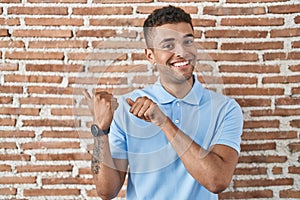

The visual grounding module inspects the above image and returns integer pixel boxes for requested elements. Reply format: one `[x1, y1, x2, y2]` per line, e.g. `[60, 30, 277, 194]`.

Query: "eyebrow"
[159, 33, 194, 44]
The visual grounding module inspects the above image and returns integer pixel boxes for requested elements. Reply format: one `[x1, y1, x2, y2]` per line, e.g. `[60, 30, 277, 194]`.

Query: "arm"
[127, 97, 240, 194]
[83, 90, 128, 199]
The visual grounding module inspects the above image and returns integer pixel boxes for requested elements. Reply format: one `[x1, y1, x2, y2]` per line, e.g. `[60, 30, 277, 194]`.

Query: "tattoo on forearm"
[91, 137, 104, 174]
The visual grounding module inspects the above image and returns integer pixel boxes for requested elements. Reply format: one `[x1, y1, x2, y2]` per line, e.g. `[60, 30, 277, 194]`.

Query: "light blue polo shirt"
[109, 76, 243, 200]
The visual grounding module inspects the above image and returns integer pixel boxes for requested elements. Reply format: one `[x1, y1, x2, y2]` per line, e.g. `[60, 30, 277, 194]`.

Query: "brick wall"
[0, 0, 299, 199]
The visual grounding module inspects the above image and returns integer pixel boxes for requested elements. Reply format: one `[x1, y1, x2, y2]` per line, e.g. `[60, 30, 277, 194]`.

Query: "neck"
[160, 76, 194, 99]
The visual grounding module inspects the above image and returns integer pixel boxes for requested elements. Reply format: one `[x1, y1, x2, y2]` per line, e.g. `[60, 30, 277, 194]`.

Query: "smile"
[172, 60, 189, 68]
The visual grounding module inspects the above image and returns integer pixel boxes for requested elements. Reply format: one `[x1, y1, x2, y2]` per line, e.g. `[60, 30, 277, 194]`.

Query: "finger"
[126, 98, 135, 107]
[82, 89, 91, 100]
[137, 99, 151, 118]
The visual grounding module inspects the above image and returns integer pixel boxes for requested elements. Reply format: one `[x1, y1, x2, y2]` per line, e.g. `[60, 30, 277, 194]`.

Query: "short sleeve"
[210, 99, 244, 154]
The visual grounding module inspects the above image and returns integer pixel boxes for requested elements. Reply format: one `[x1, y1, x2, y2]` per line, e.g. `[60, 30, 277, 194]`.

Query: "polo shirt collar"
[154, 75, 203, 106]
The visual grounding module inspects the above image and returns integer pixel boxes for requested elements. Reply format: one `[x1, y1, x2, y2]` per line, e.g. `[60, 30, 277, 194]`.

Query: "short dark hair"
[143, 5, 193, 48]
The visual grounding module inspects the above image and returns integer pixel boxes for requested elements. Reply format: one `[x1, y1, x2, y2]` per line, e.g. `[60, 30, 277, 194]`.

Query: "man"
[84, 5, 243, 200]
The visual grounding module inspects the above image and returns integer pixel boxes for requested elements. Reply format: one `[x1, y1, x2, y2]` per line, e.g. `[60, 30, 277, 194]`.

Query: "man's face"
[147, 22, 197, 83]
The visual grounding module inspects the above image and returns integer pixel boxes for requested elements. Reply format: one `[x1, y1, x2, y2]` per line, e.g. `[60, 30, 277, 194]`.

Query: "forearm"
[160, 117, 237, 193]
[91, 135, 123, 199]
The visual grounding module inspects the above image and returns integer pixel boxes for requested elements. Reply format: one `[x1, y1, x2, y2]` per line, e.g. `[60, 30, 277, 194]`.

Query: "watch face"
[91, 124, 99, 137]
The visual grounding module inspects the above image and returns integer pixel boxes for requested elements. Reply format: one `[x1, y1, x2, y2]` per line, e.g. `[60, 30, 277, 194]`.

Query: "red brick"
[68, 52, 127, 61]
[244, 120, 280, 129]
[88, 64, 148, 73]
[13, 30, 72, 38]
[0, 17, 20, 26]
[41, 130, 90, 138]
[0, 40, 24, 48]
[292, 87, 300, 95]
[263, 75, 300, 83]
[236, 98, 271, 107]
[198, 52, 258, 61]
[292, 40, 300, 48]
[137, 6, 198, 14]
[132, 75, 158, 84]
[192, 18, 216, 27]
[219, 190, 273, 199]
[205, 30, 267, 38]
[269, 4, 300, 14]
[16, 165, 73, 172]
[0, 0, 21, 2]
[221, 41, 283, 50]
[234, 167, 267, 175]
[251, 108, 300, 117]
[29, 40, 88, 49]
[221, 18, 284, 26]
[24, 189, 80, 196]
[263, 52, 286, 60]
[272, 167, 283, 174]
[276, 97, 300, 105]
[92, 41, 145, 49]
[0, 97, 13, 104]
[225, 88, 284, 96]
[238, 155, 287, 163]
[26, 64, 83, 72]
[20, 97, 74, 105]
[0, 142, 16, 149]
[76, 30, 116, 37]
[90, 18, 143, 27]
[72, 7, 133, 15]
[6, 51, 64, 60]
[35, 153, 90, 161]
[0, 63, 19, 71]
[4, 75, 62, 83]
[242, 131, 297, 140]
[68, 76, 127, 85]
[295, 16, 300, 24]
[271, 28, 300, 38]
[0, 154, 30, 161]
[219, 64, 280, 73]
[288, 166, 300, 174]
[0, 188, 16, 195]
[241, 142, 276, 151]
[203, 6, 265, 15]
[42, 177, 93, 185]
[0, 29, 8, 36]
[25, 17, 83, 26]
[0, 118, 16, 126]
[0, 164, 11, 172]
[0, 86, 23, 93]
[227, 0, 287, 2]
[235, 178, 293, 187]
[27, 86, 73, 95]
[22, 119, 78, 127]
[8, 7, 68, 15]
[0, 107, 40, 116]
[0, 130, 35, 138]
[280, 190, 300, 198]
[289, 142, 300, 152]
[28, 0, 86, 3]
[0, 177, 36, 184]
[21, 142, 80, 150]
[95, 0, 152, 2]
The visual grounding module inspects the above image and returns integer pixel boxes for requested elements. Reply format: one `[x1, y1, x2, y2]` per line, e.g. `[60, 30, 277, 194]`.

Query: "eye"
[162, 43, 174, 50]
[183, 38, 194, 46]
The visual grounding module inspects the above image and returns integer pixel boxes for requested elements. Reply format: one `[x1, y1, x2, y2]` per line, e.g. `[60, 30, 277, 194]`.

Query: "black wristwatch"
[91, 124, 110, 137]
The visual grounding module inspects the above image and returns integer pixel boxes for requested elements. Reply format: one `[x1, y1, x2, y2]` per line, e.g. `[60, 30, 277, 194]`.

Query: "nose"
[173, 43, 185, 57]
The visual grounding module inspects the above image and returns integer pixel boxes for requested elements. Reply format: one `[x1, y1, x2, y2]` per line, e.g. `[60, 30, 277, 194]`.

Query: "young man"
[84, 5, 243, 200]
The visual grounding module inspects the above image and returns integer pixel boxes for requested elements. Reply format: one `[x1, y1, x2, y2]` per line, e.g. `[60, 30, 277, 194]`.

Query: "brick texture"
[0, 0, 299, 199]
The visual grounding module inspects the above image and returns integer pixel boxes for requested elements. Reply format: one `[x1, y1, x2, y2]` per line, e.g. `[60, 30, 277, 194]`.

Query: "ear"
[145, 48, 156, 65]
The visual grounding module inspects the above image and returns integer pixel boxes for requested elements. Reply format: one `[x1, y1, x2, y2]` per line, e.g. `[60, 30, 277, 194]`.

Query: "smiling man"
[84, 5, 244, 200]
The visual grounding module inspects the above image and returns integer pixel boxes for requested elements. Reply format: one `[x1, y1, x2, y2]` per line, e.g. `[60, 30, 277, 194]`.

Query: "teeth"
[173, 61, 189, 67]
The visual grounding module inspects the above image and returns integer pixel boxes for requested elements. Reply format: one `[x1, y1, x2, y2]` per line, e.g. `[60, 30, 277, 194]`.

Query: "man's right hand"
[83, 90, 119, 130]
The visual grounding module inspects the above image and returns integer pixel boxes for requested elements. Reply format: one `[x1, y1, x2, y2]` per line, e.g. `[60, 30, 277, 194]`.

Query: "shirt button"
[175, 119, 180, 124]
[176, 102, 180, 107]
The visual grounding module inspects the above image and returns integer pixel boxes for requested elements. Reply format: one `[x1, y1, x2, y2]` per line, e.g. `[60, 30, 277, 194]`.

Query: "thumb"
[126, 98, 134, 107]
